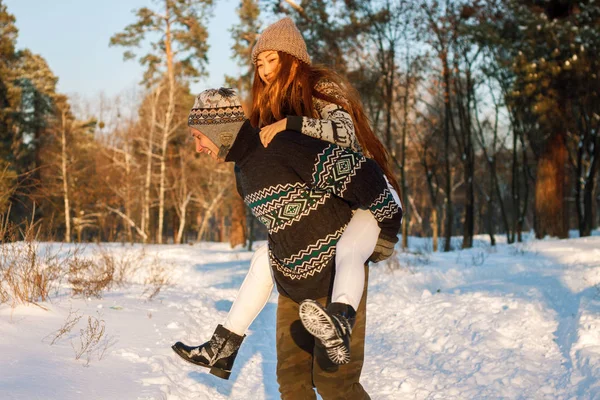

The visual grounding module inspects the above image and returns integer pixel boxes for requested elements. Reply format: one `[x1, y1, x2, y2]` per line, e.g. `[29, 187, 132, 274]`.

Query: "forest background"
[1, 0, 598, 252]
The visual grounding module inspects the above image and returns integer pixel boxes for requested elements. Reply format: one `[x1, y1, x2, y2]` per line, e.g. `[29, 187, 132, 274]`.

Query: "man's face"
[190, 127, 220, 161]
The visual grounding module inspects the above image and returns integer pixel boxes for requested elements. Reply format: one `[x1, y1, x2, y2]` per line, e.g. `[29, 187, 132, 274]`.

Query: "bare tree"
[110, 0, 214, 244]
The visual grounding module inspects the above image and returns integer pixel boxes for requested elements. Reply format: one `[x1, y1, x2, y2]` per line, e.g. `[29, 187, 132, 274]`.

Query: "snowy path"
[1, 236, 600, 399]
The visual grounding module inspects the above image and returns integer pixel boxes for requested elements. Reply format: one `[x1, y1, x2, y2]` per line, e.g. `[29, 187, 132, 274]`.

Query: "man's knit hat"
[251, 17, 311, 66]
[188, 88, 246, 159]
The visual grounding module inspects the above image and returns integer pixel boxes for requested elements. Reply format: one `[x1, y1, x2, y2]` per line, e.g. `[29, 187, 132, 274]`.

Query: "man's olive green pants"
[275, 266, 370, 400]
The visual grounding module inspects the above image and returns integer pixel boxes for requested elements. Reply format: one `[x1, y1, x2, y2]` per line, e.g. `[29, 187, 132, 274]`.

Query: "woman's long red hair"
[250, 52, 401, 195]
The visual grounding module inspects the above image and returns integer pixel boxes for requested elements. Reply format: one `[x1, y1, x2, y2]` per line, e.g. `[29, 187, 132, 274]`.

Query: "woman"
[230, 15, 402, 360]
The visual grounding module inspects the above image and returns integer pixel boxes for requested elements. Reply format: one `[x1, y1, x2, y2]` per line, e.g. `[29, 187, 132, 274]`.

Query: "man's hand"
[368, 236, 397, 263]
[260, 119, 287, 147]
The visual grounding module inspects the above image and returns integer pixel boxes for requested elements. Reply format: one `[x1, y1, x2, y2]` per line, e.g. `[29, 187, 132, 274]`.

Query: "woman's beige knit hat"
[251, 17, 311, 65]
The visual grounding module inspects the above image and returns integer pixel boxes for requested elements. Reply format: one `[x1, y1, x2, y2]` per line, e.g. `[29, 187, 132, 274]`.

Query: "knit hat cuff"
[188, 106, 246, 127]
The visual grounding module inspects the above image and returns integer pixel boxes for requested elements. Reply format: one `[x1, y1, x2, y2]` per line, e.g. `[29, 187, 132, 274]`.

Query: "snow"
[1, 235, 600, 399]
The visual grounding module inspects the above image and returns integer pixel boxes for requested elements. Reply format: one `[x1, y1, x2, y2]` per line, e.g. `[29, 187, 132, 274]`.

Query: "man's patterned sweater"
[226, 120, 402, 303]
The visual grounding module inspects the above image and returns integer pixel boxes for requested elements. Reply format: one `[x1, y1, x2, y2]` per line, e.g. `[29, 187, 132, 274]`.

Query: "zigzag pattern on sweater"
[369, 189, 402, 222]
[269, 228, 345, 280]
[244, 182, 306, 207]
[312, 145, 366, 197]
[247, 183, 315, 217]
[252, 189, 331, 234]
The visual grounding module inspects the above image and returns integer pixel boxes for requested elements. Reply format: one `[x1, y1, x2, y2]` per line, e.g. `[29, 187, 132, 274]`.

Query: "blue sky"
[5, 0, 244, 99]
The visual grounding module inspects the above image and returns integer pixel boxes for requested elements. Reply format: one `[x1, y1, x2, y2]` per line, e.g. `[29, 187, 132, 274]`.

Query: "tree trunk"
[400, 49, 410, 250]
[60, 111, 71, 243]
[534, 132, 568, 239]
[197, 187, 228, 242]
[510, 127, 520, 243]
[229, 193, 247, 248]
[432, 207, 438, 252]
[124, 140, 133, 244]
[246, 210, 257, 251]
[176, 205, 186, 244]
[581, 136, 600, 236]
[440, 50, 454, 251]
[462, 104, 475, 249]
[385, 48, 395, 150]
[142, 86, 161, 243]
[487, 168, 496, 246]
[518, 132, 532, 242]
[157, 4, 176, 244]
[220, 213, 227, 242]
[175, 194, 191, 245]
[462, 156, 474, 249]
[492, 163, 511, 244]
[454, 55, 475, 250]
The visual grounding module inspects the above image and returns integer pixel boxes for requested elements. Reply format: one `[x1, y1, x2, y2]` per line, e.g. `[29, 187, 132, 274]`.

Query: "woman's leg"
[223, 244, 274, 336]
[332, 209, 380, 310]
[333, 178, 401, 309]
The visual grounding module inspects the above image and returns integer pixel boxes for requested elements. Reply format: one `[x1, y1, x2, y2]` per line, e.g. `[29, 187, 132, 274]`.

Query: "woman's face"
[256, 51, 280, 84]
[190, 127, 220, 161]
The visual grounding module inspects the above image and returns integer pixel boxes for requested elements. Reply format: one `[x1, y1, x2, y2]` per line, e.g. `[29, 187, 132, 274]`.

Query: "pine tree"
[226, 0, 261, 100]
[0, 0, 17, 161]
[110, 0, 214, 243]
[1, 3, 61, 222]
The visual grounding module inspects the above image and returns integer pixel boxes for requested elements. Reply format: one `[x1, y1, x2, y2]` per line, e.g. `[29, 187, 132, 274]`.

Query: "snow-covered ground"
[1, 233, 600, 399]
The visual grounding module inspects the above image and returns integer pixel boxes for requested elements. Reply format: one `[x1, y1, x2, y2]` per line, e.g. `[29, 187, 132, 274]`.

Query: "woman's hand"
[259, 119, 287, 147]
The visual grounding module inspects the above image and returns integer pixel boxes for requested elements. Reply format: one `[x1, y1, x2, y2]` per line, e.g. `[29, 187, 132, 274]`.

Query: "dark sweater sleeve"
[269, 131, 402, 242]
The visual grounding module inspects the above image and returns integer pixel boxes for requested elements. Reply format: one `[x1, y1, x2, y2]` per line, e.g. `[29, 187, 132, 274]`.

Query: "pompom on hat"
[188, 88, 246, 159]
[251, 17, 311, 66]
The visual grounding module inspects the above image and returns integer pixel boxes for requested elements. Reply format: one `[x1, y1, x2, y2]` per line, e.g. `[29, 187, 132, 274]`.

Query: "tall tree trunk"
[454, 54, 475, 250]
[60, 111, 71, 243]
[534, 132, 568, 239]
[230, 193, 247, 248]
[518, 131, 531, 242]
[246, 213, 255, 251]
[442, 50, 453, 252]
[423, 149, 440, 252]
[510, 126, 520, 243]
[463, 153, 475, 249]
[197, 187, 228, 242]
[174, 153, 191, 245]
[157, 4, 176, 244]
[124, 140, 133, 243]
[582, 136, 600, 236]
[462, 91, 475, 249]
[487, 169, 496, 246]
[385, 48, 395, 150]
[220, 212, 227, 242]
[400, 52, 410, 250]
[175, 195, 190, 245]
[142, 86, 161, 243]
[432, 207, 438, 252]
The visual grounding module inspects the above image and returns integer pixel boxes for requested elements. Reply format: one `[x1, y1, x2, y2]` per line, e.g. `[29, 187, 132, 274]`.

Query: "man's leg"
[313, 266, 370, 400]
[276, 294, 318, 400]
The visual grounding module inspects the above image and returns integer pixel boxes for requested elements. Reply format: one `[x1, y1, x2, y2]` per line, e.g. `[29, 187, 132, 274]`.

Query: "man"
[172, 88, 401, 400]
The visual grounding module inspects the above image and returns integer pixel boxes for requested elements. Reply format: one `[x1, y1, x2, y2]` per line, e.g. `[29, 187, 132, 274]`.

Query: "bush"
[0, 210, 64, 307]
[67, 255, 115, 299]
